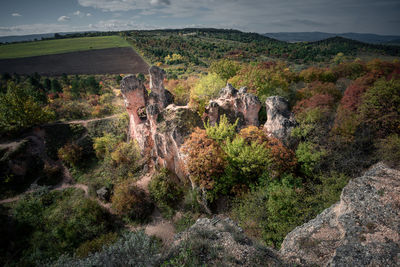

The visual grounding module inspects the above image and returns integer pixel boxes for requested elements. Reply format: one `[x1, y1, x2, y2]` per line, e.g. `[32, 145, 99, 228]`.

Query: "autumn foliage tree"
[358, 79, 400, 137]
[238, 126, 297, 178]
[182, 128, 227, 191]
[111, 183, 153, 220]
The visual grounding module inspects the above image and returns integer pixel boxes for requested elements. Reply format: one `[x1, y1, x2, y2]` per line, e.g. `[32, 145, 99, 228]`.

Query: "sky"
[1, 0, 400, 37]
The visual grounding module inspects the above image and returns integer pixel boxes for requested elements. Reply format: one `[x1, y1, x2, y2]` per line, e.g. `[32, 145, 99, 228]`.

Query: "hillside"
[264, 31, 400, 44]
[122, 28, 400, 66]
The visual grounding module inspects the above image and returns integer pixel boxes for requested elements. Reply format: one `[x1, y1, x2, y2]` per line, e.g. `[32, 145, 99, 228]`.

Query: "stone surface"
[96, 187, 110, 202]
[171, 216, 283, 266]
[120, 67, 202, 182]
[280, 162, 400, 266]
[263, 96, 296, 143]
[204, 84, 261, 129]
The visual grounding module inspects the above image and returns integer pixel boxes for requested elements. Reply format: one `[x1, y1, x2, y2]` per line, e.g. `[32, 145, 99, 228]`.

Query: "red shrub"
[182, 128, 227, 190]
[293, 94, 335, 114]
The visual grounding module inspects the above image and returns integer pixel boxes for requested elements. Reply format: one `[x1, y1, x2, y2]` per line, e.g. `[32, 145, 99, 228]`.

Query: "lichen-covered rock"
[169, 216, 283, 266]
[120, 67, 201, 182]
[263, 96, 296, 143]
[280, 162, 400, 266]
[204, 84, 261, 129]
[96, 186, 110, 202]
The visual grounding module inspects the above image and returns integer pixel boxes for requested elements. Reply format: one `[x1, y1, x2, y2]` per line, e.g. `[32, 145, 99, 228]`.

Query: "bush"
[299, 67, 337, 83]
[182, 128, 227, 192]
[232, 175, 305, 248]
[359, 79, 400, 137]
[0, 82, 54, 134]
[204, 114, 238, 143]
[93, 133, 120, 159]
[10, 188, 113, 265]
[376, 134, 400, 168]
[164, 77, 198, 106]
[107, 141, 143, 180]
[53, 231, 160, 267]
[37, 162, 63, 186]
[111, 183, 153, 221]
[223, 136, 271, 186]
[149, 168, 183, 214]
[210, 59, 240, 81]
[295, 142, 326, 177]
[189, 73, 225, 115]
[58, 143, 83, 168]
[75, 232, 118, 258]
[229, 61, 296, 103]
[239, 126, 297, 178]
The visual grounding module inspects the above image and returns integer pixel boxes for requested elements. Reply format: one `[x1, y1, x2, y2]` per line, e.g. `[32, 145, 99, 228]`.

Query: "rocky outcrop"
[121, 68, 266, 181]
[204, 84, 261, 129]
[280, 163, 400, 266]
[168, 216, 283, 266]
[121, 67, 202, 181]
[263, 96, 296, 143]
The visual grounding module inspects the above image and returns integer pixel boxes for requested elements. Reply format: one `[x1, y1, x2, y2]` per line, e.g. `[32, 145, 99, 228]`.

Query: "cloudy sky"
[1, 0, 400, 36]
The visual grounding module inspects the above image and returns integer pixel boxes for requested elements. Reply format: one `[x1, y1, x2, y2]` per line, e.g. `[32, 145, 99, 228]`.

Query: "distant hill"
[263, 32, 400, 44]
[0, 31, 99, 44]
[386, 39, 400, 46]
[0, 33, 55, 44]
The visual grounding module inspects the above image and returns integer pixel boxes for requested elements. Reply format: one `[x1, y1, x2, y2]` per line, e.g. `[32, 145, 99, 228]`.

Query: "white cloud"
[57, 16, 71, 22]
[86, 13, 92, 16]
[73, 10, 82, 16]
[12, 13, 22, 17]
[150, 0, 170, 6]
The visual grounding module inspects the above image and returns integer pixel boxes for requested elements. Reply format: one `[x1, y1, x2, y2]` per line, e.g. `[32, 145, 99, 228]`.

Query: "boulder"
[96, 186, 110, 202]
[280, 163, 400, 266]
[204, 84, 261, 129]
[263, 96, 296, 143]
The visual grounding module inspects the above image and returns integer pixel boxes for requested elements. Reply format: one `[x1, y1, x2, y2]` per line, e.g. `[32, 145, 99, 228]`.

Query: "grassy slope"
[0, 36, 130, 59]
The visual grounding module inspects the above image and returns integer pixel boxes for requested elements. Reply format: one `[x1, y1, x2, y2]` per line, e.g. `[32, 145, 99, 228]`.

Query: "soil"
[0, 47, 149, 75]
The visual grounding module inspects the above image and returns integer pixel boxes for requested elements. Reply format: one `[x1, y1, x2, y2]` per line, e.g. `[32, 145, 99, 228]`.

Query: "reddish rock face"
[120, 66, 202, 182]
[204, 84, 261, 129]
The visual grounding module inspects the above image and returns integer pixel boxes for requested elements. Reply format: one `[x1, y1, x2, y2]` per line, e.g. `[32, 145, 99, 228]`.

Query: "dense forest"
[0, 29, 399, 266]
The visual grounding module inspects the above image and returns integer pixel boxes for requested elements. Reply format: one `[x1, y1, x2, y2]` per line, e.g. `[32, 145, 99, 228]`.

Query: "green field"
[0, 36, 131, 59]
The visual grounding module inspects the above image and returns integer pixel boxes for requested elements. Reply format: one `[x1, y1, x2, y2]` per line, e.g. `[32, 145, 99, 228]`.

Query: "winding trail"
[0, 114, 176, 243]
[0, 165, 177, 242]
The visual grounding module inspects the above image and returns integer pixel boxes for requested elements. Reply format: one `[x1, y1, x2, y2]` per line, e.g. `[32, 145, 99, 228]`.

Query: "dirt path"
[130, 167, 177, 243]
[57, 114, 120, 127]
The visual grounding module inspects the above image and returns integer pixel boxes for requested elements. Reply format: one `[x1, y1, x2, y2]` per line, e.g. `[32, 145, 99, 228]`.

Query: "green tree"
[189, 73, 225, 115]
[210, 59, 240, 81]
[0, 82, 54, 133]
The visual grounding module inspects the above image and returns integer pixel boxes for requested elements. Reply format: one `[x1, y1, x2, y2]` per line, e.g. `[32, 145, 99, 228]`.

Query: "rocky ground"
[280, 162, 400, 266]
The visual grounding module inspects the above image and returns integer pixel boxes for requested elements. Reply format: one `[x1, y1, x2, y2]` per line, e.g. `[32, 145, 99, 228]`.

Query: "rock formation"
[121, 66, 202, 181]
[204, 84, 261, 129]
[121, 68, 264, 182]
[280, 162, 400, 266]
[168, 216, 282, 266]
[263, 96, 296, 143]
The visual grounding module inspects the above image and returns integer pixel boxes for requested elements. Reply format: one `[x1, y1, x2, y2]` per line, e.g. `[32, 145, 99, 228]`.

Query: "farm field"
[0, 35, 130, 59]
[0, 47, 149, 75]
